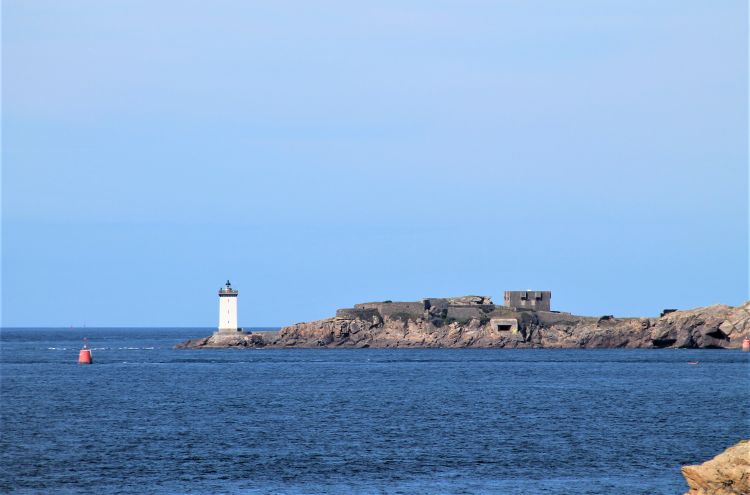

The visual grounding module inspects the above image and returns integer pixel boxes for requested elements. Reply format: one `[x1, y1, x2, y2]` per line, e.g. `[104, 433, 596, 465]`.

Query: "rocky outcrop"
[650, 304, 750, 348]
[176, 299, 750, 349]
[682, 440, 749, 495]
[175, 331, 273, 349]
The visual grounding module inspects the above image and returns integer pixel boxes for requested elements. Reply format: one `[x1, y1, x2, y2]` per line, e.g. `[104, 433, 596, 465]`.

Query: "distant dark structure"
[660, 308, 678, 317]
[504, 291, 552, 312]
[336, 293, 554, 328]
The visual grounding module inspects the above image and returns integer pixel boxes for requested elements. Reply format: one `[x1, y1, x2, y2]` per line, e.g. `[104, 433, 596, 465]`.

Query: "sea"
[1, 328, 748, 495]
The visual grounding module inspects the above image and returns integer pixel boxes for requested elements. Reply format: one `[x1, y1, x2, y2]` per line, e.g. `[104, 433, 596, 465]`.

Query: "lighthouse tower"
[217, 280, 239, 332]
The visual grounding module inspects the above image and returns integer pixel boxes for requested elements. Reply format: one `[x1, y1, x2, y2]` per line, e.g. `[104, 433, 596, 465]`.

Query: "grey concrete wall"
[345, 295, 555, 324]
[503, 291, 551, 311]
[446, 306, 486, 321]
[379, 302, 425, 318]
[354, 302, 385, 310]
[487, 306, 521, 318]
[353, 302, 425, 319]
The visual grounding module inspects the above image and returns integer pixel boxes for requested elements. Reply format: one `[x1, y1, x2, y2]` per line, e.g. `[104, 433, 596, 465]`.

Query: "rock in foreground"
[682, 440, 750, 495]
[177, 297, 750, 349]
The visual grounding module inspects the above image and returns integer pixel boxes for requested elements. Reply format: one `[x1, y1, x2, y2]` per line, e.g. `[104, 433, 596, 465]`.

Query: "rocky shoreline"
[681, 440, 749, 494]
[176, 297, 750, 349]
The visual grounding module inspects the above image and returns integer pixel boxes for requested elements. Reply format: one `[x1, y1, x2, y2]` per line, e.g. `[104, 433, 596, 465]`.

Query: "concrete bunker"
[504, 291, 551, 312]
[490, 318, 519, 333]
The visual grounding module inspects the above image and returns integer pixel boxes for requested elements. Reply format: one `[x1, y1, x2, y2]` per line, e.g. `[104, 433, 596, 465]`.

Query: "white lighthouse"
[217, 280, 239, 332]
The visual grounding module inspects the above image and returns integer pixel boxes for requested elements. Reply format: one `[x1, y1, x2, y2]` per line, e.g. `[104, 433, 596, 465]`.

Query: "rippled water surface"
[1, 328, 748, 494]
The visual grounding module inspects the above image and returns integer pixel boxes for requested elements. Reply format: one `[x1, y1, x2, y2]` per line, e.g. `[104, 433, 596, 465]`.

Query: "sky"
[2, 0, 748, 327]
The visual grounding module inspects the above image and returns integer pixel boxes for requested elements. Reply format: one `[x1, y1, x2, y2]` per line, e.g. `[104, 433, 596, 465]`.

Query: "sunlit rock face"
[681, 440, 750, 495]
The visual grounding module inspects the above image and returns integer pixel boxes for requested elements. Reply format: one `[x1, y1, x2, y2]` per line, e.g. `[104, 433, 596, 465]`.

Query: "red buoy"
[78, 338, 93, 364]
[742, 338, 750, 353]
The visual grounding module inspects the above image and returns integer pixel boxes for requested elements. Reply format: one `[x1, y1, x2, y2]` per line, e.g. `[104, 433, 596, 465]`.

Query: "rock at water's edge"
[175, 331, 270, 349]
[681, 440, 750, 495]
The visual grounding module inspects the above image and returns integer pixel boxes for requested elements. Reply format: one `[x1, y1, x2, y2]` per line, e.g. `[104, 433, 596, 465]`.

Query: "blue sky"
[2, 1, 747, 327]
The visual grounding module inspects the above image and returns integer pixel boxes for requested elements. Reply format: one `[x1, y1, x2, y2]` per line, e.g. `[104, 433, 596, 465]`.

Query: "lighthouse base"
[215, 327, 243, 334]
[204, 329, 257, 347]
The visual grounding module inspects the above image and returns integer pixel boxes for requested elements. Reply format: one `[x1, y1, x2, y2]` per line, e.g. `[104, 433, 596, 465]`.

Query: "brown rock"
[682, 440, 750, 495]
[651, 304, 749, 348]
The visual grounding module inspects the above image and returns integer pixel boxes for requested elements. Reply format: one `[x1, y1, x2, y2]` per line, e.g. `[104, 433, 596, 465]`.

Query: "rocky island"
[176, 293, 750, 349]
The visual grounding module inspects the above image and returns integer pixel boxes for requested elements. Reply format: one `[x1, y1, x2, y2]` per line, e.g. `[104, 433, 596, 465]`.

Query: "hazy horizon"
[3, 1, 748, 327]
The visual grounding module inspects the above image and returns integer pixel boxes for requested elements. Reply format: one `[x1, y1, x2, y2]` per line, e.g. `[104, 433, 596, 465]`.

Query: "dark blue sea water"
[1, 328, 748, 494]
